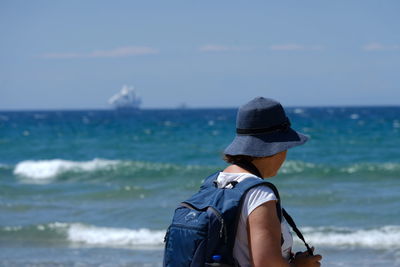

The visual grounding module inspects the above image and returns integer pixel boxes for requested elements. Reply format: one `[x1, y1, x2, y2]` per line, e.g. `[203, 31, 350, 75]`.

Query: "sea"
[0, 107, 399, 267]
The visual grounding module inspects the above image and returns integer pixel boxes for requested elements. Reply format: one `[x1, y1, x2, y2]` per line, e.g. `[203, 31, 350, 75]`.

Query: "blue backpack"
[163, 166, 312, 267]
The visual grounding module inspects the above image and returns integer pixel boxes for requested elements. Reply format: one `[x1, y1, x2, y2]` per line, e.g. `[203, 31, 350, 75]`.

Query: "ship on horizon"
[108, 85, 142, 110]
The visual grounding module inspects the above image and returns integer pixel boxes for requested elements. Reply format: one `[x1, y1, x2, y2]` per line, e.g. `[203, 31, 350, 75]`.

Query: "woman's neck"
[223, 164, 251, 174]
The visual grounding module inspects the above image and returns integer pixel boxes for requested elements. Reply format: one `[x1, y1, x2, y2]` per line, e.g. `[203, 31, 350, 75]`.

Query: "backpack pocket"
[164, 206, 209, 267]
[164, 224, 207, 267]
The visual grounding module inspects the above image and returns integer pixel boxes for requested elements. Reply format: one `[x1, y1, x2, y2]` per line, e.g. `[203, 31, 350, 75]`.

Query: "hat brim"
[223, 128, 309, 157]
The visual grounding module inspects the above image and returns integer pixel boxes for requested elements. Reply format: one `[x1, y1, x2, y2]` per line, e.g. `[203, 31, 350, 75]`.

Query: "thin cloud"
[363, 43, 400, 51]
[199, 45, 251, 52]
[88, 46, 159, 57]
[269, 44, 324, 51]
[40, 46, 159, 59]
[41, 52, 82, 59]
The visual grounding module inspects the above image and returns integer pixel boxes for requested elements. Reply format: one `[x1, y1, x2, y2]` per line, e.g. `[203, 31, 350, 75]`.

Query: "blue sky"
[1, 0, 399, 109]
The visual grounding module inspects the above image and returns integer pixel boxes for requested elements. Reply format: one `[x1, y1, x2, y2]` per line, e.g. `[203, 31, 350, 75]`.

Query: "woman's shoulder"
[246, 184, 278, 204]
[242, 181, 278, 217]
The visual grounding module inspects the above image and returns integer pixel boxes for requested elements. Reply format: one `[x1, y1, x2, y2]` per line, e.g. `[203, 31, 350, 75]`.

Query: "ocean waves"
[8, 158, 400, 182]
[281, 161, 400, 180]
[1, 223, 165, 248]
[301, 225, 400, 250]
[13, 159, 121, 180]
[2, 223, 400, 250]
[11, 158, 208, 182]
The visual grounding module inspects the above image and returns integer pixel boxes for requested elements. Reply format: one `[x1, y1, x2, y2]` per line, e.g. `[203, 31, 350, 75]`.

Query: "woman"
[217, 97, 322, 267]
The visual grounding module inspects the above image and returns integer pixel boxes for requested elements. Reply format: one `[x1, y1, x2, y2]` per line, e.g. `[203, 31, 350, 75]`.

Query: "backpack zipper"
[181, 202, 227, 243]
[208, 206, 227, 243]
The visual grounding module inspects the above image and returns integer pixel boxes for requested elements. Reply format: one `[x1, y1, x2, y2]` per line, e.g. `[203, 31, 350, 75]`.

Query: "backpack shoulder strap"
[282, 208, 313, 255]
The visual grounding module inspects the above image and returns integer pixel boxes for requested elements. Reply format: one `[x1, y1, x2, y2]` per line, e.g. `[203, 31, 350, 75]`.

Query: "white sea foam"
[294, 108, 304, 114]
[13, 158, 121, 180]
[12, 158, 206, 181]
[281, 161, 400, 175]
[340, 162, 400, 174]
[350, 113, 360, 120]
[48, 222, 165, 248]
[280, 161, 316, 174]
[2, 223, 400, 250]
[299, 225, 400, 249]
[12, 158, 400, 181]
[69, 224, 165, 247]
[62, 224, 400, 249]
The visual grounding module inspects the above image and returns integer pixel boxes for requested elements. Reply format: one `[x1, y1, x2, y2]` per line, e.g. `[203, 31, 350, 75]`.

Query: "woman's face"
[269, 150, 287, 175]
[253, 150, 287, 178]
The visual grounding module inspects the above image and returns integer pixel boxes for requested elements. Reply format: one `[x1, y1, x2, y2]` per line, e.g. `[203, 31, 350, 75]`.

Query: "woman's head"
[224, 97, 308, 157]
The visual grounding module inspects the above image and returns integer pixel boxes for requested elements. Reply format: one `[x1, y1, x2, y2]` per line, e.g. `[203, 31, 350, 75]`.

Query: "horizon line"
[1, 104, 399, 112]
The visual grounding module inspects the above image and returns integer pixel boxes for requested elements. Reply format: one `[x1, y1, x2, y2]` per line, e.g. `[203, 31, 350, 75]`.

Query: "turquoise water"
[0, 107, 399, 266]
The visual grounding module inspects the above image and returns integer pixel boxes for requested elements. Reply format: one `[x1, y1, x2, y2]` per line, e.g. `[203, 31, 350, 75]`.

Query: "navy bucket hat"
[224, 97, 309, 157]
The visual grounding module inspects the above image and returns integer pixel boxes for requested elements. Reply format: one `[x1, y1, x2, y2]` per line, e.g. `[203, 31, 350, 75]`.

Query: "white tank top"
[215, 172, 293, 267]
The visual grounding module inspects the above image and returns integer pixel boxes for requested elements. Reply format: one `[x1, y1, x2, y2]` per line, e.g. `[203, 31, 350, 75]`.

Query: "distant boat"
[177, 102, 188, 109]
[108, 85, 142, 110]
